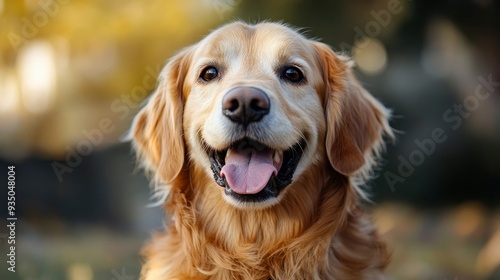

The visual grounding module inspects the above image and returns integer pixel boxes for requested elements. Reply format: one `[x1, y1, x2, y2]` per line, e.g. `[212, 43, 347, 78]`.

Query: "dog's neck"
[156, 161, 388, 279]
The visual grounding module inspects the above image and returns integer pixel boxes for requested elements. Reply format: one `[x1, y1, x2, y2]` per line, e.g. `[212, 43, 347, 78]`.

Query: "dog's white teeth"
[226, 148, 232, 159]
[274, 150, 281, 163]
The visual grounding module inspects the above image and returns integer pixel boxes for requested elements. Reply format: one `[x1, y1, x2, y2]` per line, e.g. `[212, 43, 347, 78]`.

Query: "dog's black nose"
[222, 87, 270, 126]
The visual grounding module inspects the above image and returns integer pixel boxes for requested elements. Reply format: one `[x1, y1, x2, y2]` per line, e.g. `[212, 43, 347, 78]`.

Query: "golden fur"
[131, 21, 393, 279]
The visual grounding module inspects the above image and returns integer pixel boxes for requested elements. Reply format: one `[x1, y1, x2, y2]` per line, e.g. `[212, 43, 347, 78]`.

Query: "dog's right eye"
[200, 67, 219, 82]
[281, 66, 305, 84]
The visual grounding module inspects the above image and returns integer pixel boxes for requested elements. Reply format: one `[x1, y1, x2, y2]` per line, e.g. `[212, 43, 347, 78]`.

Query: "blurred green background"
[1, 0, 499, 279]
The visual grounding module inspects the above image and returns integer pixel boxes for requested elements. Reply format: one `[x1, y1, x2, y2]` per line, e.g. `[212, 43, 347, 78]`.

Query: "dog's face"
[131, 22, 391, 209]
[184, 23, 325, 207]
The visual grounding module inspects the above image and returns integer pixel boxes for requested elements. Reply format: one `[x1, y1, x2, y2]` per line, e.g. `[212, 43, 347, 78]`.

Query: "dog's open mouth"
[206, 138, 306, 203]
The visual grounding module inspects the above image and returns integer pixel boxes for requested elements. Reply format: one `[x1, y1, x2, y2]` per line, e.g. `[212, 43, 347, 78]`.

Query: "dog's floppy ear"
[130, 47, 193, 187]
[313, 42, 393, 178]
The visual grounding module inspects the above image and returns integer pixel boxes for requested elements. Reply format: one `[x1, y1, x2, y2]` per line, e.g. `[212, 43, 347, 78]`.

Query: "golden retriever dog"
[130, 21, 393, 279]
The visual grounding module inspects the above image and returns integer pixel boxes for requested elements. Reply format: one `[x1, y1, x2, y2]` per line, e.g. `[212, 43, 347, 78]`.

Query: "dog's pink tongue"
[220, 147, 277, 194]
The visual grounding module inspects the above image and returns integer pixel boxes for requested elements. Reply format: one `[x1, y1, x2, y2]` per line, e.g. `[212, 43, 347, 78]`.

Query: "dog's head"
[131, 22, 392, 208]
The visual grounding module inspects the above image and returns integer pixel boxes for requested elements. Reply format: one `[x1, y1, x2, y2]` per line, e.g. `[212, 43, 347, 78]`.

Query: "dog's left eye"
[282, 67, 304, 83]
[200, 67, 219, 82]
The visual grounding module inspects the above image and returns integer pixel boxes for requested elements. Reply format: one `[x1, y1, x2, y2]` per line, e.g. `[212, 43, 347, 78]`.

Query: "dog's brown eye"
[283, 67, 304, 83]
[200, 67, 219, 81]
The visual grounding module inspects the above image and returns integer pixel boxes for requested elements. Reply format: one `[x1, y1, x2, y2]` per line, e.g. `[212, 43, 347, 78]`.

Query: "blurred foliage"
[1, 0, 218, 92]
